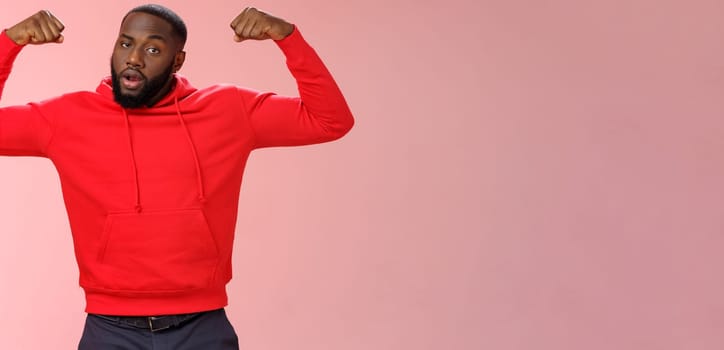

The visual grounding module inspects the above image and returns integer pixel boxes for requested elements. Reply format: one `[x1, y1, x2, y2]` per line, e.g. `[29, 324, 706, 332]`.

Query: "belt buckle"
[148, 316, 172, 332]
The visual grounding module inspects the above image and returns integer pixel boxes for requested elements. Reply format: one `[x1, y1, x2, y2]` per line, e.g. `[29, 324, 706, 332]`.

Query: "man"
[0, 4, 353, 349]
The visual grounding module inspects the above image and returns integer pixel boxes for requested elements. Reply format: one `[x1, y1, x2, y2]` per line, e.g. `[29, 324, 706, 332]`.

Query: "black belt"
[91, 310, 208, 332]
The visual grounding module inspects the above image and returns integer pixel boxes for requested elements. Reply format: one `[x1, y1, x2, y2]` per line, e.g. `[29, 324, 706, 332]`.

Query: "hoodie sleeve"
[0, 30, 53, 157]
[239, 26, 354, 149]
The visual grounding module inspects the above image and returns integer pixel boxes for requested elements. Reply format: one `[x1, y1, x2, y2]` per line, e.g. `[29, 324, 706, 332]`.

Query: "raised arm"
[0, 10, 63, 156]
[229, 7, 354, 148]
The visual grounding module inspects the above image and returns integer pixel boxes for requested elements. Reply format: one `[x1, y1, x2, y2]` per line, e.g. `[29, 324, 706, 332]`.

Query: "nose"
[126, 47, 144, 68]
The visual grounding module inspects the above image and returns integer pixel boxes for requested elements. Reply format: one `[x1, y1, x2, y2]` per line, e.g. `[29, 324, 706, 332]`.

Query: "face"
[111, 12, 185, 108]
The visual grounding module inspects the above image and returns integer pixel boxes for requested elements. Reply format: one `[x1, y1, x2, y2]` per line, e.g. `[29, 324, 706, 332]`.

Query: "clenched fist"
[229, 7, 294, 42]
[6, 10, 65, 45]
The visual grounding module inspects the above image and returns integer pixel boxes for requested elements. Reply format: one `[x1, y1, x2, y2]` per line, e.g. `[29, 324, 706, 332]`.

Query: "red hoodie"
[0, 27, 353, 315]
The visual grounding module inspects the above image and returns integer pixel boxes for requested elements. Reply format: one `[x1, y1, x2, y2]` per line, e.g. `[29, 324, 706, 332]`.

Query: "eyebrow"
[120, 33, 167, 42]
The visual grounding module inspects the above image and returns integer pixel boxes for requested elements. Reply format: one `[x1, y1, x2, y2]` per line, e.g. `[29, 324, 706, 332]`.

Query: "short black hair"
[123, 4, 187, 47]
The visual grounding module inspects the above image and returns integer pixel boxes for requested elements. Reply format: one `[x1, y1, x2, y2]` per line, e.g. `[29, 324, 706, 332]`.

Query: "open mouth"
[121, 69, 146, 90]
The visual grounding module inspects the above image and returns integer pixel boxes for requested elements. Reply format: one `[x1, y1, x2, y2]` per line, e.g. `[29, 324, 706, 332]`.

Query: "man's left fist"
[230, 7, 294, 42]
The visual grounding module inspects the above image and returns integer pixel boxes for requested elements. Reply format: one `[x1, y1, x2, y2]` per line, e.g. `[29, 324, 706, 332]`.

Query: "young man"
[0, 4, 353, 349]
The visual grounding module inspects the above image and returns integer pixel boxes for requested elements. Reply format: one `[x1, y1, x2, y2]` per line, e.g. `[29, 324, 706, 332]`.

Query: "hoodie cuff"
[274, 25, 319, 66]
[0, 30, 24, 68]
[274, 25, 304, 49]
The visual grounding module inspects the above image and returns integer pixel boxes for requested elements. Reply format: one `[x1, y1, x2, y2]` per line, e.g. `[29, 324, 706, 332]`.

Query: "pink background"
[1, 0, 723, 349]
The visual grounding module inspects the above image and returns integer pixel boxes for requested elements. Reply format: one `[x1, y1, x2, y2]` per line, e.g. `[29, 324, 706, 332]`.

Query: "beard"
[111, 62, 175, 109]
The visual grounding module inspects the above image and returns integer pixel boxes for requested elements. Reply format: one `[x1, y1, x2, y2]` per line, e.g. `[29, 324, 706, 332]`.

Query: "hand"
[229, 7, 294, 42]
[5, 10, 65, 45]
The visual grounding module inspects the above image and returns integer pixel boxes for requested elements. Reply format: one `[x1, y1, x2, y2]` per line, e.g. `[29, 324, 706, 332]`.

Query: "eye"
[120, 42, 131, 48]
[146, 47, 160, 55]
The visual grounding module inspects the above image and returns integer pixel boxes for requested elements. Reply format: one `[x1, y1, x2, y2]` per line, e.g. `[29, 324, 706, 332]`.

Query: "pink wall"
[1, 0, 723, 349]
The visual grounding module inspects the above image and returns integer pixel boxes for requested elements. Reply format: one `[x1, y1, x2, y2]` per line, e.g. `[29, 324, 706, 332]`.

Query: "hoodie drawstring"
[122, 99, 206, 213]
[174, 97, 207, 203]
[122, 109, 143, 213]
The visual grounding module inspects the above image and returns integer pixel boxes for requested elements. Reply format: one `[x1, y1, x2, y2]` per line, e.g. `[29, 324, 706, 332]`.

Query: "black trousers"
[78, 309, 239, 350]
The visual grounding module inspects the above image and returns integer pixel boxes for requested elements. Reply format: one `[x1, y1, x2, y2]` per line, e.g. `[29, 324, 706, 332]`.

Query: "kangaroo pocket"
[92, 209, 219, 292]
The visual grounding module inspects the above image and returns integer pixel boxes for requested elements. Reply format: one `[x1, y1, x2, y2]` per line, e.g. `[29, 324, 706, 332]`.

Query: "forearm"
[276, 27, 354, 137]
[245, 26, 353, 148]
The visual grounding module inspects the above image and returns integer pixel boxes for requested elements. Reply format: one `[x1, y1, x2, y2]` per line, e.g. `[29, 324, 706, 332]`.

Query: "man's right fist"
[5, 10, 65, 45]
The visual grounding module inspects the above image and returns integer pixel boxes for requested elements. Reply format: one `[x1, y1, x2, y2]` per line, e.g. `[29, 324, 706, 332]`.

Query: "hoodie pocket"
[94, 209, 219, 292]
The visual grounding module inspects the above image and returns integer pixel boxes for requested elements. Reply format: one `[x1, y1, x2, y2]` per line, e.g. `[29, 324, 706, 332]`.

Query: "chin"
[120, 91, 142, 98]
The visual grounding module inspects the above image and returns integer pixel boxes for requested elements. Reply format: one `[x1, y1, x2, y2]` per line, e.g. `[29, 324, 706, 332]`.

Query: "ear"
[173, 51, 186, 73]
